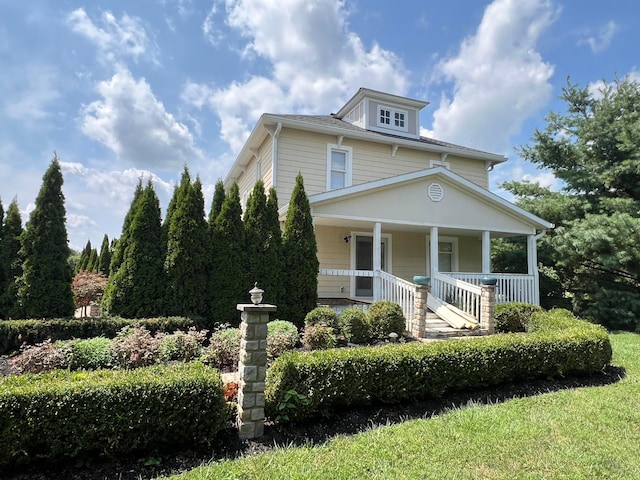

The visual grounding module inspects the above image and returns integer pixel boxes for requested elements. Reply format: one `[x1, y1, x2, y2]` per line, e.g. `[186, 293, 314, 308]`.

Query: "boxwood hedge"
[265, 309, 611, 421]
[0, 363, 228, 466]
[0, 316, 197, 355]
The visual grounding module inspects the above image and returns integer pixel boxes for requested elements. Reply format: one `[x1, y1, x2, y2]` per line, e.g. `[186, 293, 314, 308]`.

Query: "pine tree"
[86, 248, 98, 272]
[76, 240, 92, 273]
[18, 155, 75, 318]
[110, 180, 143, 274]
[96, 234, 111, 276]
[0, 199, 22, 318]
[211, 182, 246, 325]
[208, 179, 226, 225]
[164, 168, 211, 317]
[101, 181, 166, 318]
[281, 173, 319, 326]
[244, 181, 282, 307]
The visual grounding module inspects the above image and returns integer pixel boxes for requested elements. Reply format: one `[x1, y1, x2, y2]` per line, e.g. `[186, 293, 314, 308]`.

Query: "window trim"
[326, 144, 353, 191]
[425, 235, 459, 275]
[376, 105, 409, 133]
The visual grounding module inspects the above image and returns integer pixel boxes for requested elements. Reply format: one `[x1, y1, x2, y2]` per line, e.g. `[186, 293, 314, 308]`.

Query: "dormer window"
[377, 105, 408, 132]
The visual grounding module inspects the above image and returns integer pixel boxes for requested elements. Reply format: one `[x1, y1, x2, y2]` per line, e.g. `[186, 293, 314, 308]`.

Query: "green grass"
[166, 332, 640, 479]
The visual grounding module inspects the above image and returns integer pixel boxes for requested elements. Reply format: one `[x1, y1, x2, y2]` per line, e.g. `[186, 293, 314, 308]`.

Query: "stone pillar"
[236, 302, 276, 439]
[480, 277, 497, 334]
[411, 283, 429, 338]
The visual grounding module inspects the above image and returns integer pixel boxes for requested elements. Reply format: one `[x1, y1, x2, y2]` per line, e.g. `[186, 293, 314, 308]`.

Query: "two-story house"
[225, 88, 552, 327]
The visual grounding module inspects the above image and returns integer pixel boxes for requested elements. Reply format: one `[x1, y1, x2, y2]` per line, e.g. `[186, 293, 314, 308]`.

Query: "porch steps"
[423, 312, 486, 339]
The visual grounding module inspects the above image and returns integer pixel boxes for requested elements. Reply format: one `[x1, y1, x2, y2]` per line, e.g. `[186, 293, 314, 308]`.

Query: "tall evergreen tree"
[102, 181, 166, 318]
[110, 180, 144, 275]
[164, 168, 211, 317]
[86, 248, 99, 272]
[76, 240, 92, 273]
[18, 155, 75, 318]
[281, 173, 319, 326]
[211, 182, 246, 324]
[266, 187, 284, 306]
[0, 199, 23, 318]
[244, 181, 282, 307]
[208, 179, 226, 225]
[96, 234, 111, 276]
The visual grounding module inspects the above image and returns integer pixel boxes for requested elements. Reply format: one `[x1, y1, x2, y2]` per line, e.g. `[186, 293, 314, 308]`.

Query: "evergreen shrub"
[0, 363, 227, 466]
[495, 302, 543, 333]
[302, 324, 336, 350]
[266, 320, 299, 359]
[265, 309, 611, 422]
[304, 307, 339, 332]
[339, 308, 370, 343]
[159, 328, 208, 362]
[201, 327, 241, 370]
[368, 301, 406, 338]
[68, 337, 113, 370]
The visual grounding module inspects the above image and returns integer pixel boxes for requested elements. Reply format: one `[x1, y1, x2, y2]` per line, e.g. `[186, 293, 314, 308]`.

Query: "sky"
[1, 0, 639, 251]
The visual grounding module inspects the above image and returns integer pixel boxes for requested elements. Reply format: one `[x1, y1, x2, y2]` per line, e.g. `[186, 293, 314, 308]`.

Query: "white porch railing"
[318, 269, 416, 322]
[379, 270, 416, 322]
[443, 272, 537, 305]
[431, 272, 481, 321]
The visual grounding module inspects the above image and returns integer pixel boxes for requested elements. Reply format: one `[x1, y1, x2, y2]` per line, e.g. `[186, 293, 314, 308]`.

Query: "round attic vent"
[428, 183, 444, 202]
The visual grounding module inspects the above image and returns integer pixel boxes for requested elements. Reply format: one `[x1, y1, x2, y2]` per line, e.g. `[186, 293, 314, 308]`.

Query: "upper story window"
[326, 144, 353, 191]
[377, 105, 408, 132]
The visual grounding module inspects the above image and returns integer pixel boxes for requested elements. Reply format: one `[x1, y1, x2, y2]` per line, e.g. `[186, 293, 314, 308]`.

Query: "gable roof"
[296, 167, 553, 235]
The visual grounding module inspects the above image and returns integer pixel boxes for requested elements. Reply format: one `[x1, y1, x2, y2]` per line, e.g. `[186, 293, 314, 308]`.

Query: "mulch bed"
[0, 355, 625, 480]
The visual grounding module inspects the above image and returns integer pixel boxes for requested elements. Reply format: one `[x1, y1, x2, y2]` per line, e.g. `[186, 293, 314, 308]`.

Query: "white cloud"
[579, 20, 618, 54]
[185, 0, 409, 152]
[67, 8, 158, 65]
[80, 69, 203, 169]
[1, 64, 60, 122]
[203, 2, 224, 46]
[423, 0, 558, 155]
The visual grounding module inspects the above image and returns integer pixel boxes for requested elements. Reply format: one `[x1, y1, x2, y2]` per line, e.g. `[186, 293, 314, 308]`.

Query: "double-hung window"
[327, 144, 352, 190]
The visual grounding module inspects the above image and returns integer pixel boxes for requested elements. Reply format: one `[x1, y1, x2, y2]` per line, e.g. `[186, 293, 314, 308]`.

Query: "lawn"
[166, 332, 640, 480]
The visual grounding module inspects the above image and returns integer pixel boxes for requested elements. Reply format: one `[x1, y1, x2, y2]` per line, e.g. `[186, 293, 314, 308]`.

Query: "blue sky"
[1, 0, 638, 250]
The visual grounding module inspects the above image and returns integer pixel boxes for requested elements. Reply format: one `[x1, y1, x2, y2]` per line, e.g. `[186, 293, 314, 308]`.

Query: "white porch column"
[373, 222, 382, 301]
[430, 226, 439, 276]
[527, 233, 540, 306]
[482, 230, 491, 274]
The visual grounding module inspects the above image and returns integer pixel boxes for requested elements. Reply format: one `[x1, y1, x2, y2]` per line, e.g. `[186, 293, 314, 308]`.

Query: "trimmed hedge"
[495, 302, 543, 333]
[0, 363, 228, 466]
[0, 316, 197, 355]
[265, 309, 611, 421]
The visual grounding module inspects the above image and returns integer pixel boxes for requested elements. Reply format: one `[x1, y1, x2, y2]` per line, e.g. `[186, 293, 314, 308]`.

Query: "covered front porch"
[306, 167, 553, 332]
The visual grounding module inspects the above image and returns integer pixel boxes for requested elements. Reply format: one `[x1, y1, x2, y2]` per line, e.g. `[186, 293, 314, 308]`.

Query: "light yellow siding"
[316, 225, 351, 298]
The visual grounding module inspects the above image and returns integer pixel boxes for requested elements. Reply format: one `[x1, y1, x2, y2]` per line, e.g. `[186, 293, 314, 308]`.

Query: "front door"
[355, 235, 387, 297]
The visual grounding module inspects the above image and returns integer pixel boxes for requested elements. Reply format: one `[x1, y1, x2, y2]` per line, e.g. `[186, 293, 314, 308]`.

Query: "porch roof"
[294, 167, 553, 237]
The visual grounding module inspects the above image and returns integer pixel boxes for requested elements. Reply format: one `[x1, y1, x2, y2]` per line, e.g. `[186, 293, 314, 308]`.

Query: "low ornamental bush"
[0, 316, 197, 355]
[109, 326, 163, 369]
[159, 328, 208, 362]
[265, 309, 612, 422]
[266, 320, 299, 360]
[9, 340, 70, 374]
[339, 308, 371, 344]
[368, 301, 406, 339]
[201, 326, 241, 371]
[495, 302, 543, 333]
[302, 324, 336, 350]
[304, 307, 340, 333]
[0, 363, 228, 466]
[67, 337, 114, 370]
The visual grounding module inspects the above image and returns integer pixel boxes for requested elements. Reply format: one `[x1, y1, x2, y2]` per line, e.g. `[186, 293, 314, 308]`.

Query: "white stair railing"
[444, 272, 536, 305]
[431, 272, 481, 321]
[378, 270, 417, 324]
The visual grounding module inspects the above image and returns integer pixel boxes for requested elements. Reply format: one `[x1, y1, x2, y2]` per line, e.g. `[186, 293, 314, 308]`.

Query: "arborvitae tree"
[164, 168, 211, 317]
[96, 234, 111, 276]
[76, 240, 92, 273]
[208, 179, 226, 225]
[101, 181, 166, 318]
[86, 248, 98, 273]
[244, 181, 282, 307]
[110, 180, 143, 275]
[211, 182, 246, 325]
[18, 155, 75, 318]
[266, 187, 284, 307]
[281, 173, 319, 327]
[0, 199, 23, 318]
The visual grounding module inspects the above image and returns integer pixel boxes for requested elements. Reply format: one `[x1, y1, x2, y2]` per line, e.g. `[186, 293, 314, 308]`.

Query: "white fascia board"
[308, 167, 554, 230]
[263, 114, 505, 164]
